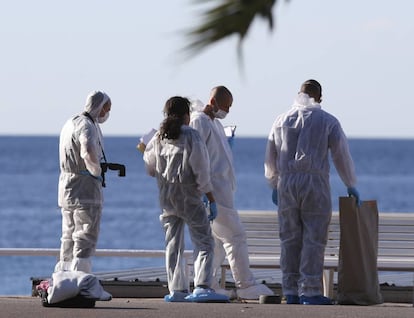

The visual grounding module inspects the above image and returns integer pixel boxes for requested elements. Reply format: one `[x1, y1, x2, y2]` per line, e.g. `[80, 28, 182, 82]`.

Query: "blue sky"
[0, 0, 413, 138]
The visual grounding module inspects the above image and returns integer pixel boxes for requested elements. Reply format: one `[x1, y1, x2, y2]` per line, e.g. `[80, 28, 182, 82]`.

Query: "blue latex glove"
[227, 136, 234, 149]
[347, 187, 361, 206]
[208, 202, 218, 222]
[272, 188, 278, 206]
[202, 195, 209, 208]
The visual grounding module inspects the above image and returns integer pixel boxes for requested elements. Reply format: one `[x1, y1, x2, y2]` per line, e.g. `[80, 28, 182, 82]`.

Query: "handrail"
[0, 248, 193, 258]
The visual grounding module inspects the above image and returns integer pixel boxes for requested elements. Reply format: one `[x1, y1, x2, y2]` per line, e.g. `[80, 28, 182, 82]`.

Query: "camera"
[101, 162, 126, 177]
[100, 162, 126, 187]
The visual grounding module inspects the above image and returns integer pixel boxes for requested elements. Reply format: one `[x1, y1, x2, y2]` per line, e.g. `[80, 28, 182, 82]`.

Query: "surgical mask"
[214, 109, 228, 119]
[98, 111, 110, 124]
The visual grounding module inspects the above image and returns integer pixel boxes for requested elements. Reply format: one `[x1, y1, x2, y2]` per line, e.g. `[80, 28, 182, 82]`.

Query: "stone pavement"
[0, 297, 412, 318]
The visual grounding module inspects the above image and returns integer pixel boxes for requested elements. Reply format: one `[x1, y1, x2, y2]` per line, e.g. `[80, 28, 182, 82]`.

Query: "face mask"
[214, 109, 228, 119]
[98, 111, 110, 124]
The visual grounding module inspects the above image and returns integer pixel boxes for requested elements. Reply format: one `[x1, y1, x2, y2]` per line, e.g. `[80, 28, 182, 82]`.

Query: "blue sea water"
[0, 136, 413, 295]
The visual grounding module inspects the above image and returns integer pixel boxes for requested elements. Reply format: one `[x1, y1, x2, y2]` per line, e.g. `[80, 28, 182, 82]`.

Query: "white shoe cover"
[236, 283, 274, 300]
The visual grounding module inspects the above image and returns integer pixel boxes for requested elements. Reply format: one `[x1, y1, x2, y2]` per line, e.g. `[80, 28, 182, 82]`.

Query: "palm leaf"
[183, 0, 286, 56]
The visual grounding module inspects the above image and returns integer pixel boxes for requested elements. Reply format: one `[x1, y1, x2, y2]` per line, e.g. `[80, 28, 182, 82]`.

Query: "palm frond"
[183, 0, 283, 56]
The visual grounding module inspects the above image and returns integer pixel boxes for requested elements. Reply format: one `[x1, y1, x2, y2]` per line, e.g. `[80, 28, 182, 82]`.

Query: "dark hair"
[159, 96, 190, 140]
[212, 85, 232, 101]
[300, 79, 322, 101]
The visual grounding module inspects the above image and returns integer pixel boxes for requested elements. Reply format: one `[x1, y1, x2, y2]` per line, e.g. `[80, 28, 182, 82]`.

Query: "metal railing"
[0, 247, 192, 259]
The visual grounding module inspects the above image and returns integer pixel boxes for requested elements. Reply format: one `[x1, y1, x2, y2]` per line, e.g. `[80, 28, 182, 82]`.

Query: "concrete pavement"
[0, 297, 412, 318]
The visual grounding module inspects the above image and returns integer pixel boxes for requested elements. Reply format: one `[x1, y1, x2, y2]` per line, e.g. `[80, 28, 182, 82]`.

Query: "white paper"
[224, 125, 236, 138]
[140, 128, 157, 145]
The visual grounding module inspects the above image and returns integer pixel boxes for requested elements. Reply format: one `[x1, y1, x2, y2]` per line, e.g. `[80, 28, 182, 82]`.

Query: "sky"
[0, 0, 413, 138]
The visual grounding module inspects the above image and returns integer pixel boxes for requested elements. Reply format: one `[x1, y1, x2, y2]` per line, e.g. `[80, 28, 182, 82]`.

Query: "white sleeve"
[143, 134, 158, 177]
[189, 114, 210, 144]
[264, 123, 279, 189]
[329, 124, 357, 187]
[79, 124, 102, 177]
[188, 131, 213, 194]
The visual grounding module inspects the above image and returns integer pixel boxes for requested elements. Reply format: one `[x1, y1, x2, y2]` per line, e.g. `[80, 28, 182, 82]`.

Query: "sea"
[1, 136, 414, 296]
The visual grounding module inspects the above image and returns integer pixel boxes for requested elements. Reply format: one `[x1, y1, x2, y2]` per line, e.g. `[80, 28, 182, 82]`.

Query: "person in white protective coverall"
[143, 96, 229, 303]
[55, 90, 111, 273]
[264, 79, 361, 305]
[190, 86, 274, 300]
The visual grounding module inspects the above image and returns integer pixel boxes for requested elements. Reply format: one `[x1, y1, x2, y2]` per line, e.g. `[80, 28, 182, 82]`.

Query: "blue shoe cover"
[300, 295, 333, 305]
[185, 288, 230, 303]
[286, 295, 300, 304]
[164, 291, 190, 302]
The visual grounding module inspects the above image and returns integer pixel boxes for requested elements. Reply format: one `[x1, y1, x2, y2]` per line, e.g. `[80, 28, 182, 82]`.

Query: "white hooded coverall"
[190, 111, 256, 289]
[143, 126, 215, 293]
[264, 93, 357, 297]
[56, 91, 109, 273]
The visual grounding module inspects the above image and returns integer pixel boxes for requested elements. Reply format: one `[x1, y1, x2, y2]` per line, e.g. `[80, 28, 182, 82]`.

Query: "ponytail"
[159, 96, 190, 140]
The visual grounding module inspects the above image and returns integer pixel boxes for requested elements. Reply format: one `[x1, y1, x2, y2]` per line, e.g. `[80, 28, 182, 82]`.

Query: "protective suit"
[190, 111, 273, 299]
[143, 126, 215, 293]
[264, 93, 357, 298]
[56, 91, 110, 273]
